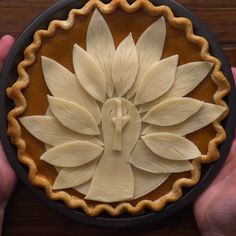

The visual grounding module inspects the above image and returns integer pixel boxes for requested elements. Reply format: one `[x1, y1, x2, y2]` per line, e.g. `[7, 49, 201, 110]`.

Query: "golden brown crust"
[7, 0, 230, 216]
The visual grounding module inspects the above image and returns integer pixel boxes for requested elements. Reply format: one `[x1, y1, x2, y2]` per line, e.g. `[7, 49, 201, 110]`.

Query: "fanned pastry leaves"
[21, 8, 227, 203]
[112, 34, 138, 97]
[73, 44, 106, 103]
[20, 116, 103, 146]
[134, 55, 178, 105]
[48, 96, 100, 135]
[127, 17, 166, 98]
[142, 98, 202, 126]
[143, 103, 226, 136]
[142, 133, 201, 160]
[140, 61, 213, 113]
[130, 141, 193, 173]
[133, 167, 169, 199]
[87, 9, 115, 97]
[41, 57, 101, 124]
[41, 141, 103, 167]
[52, 160, 98, 190]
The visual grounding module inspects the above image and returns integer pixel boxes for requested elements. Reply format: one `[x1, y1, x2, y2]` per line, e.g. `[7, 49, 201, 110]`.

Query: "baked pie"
[7, 0, 230, 216]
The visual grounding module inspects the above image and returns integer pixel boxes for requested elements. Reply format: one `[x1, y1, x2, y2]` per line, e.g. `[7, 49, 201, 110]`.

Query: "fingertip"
[0, 35, 15, 61]
[1, 35, 15, 44]
[232, 67, 236, 79]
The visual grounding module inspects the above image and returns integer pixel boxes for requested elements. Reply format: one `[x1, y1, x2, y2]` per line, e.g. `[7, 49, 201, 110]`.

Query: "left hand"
[0, 35, 17, 209]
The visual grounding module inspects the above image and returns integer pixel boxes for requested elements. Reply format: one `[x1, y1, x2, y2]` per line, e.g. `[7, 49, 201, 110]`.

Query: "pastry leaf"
[52, 160, 98, 190]
[142, 98, 202, 126]
[112, 34, 138, 97]
[87, 9, 115, 97]
[73, 44, 106, 103]
[130, 140, 193, 173]
[41, 141, 103, 167]
[41, 56, 101, 124]
[142, 103, 226, 136]
[74, 180, 91, 195]
[140, 61, 213, 113]
[20, 116, 103, 146]
[133, 167, 169, 199]
[127, 17, 166, 98]
[48, 96, 100, 135]
[134, 55, 178, 105]
[142, 133, 201, 160]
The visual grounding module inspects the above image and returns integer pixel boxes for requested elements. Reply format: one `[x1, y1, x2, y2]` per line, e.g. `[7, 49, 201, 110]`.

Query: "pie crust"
[7, 0, 230, 216]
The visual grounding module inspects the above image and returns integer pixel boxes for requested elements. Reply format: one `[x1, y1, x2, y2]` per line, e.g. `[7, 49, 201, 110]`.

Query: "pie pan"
[0, 0, 236, 228]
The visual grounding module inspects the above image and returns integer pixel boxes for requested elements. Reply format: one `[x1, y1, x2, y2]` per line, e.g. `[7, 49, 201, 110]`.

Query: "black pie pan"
[0, 0, 236, 228]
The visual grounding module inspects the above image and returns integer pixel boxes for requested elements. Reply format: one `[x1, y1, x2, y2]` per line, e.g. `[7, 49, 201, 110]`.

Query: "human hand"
[0, 35, 17, 210]
[194, 68, 236, 236]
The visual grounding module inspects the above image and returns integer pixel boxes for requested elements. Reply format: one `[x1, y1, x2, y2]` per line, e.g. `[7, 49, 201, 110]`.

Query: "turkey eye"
[109, 109, 113, 115]
[126, 109, 129, 114]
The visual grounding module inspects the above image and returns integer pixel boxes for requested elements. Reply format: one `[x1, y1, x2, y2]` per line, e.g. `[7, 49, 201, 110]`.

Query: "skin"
[0, 35, 17, 235]
[0, 35, 236, 235]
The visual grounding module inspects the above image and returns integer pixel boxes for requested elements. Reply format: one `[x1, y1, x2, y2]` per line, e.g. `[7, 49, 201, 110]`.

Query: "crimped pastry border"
[7, 0, 230, 216]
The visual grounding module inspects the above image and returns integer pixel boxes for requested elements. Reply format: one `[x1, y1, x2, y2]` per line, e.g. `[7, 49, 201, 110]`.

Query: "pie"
[7, 0, 230, 216]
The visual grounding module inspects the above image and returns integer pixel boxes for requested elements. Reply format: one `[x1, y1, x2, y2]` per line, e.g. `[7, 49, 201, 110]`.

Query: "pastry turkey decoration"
[20, 10, 226, 203]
